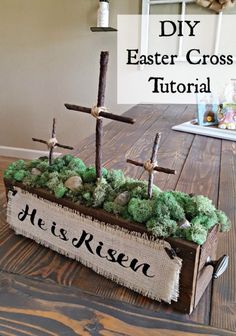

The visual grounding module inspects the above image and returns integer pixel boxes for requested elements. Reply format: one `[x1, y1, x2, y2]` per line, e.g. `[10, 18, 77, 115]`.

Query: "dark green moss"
[103, 201, 126, 216]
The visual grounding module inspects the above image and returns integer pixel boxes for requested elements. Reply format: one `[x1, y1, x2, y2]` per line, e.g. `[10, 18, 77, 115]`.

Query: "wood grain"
[0, 106, 199, 324]
[175, 135, 221, 204]
[174, 135, 222, 325]
[0, 157, 17, 192]
[72, 104, 170, 165]
[0, 104, 234, 333]
[210, 140, 236, 331]
[5, 178, 205, 314]
[0, 270, 234, 336]
[138, 104, 195, 191]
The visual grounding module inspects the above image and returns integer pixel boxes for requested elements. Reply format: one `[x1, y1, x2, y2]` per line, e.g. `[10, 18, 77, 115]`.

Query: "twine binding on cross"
[143, 160, 157, 173]
[91, 105, 108, 119]
[47, 137, 58, 148]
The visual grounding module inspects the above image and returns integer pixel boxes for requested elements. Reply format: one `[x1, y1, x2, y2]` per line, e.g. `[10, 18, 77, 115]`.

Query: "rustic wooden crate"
[4, 180, 219, 314]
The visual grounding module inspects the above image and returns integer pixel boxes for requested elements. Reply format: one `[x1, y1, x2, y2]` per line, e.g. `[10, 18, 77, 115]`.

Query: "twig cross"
[65, 51, 135, 179]
[32, 118, 74, 165]
[127, 133, 176, 198]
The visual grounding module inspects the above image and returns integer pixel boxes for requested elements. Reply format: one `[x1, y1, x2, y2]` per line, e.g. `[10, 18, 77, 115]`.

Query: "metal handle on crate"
[205, 254, 229, 279]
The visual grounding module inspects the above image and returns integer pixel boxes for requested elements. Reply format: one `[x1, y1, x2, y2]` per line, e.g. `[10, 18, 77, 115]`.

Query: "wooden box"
[4, 180, 221, 314]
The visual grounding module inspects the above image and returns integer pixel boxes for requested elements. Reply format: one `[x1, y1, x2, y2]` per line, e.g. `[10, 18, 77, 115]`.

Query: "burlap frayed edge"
[9, 187, 182, 256]
[7, 187, 182, 303]
[8, 224, 180, 303]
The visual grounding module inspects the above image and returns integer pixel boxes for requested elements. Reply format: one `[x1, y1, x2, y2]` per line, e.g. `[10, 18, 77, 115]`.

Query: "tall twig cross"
[127, 133, 176, 199]
[65, 51, 135, 179]
[32, 118, 74, 165]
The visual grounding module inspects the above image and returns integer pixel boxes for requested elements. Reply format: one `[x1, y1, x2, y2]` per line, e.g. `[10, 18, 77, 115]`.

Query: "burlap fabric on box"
[7, 187, 182, 303]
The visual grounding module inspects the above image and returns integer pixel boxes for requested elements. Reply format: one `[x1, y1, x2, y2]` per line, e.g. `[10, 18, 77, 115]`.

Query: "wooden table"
[0, 104, 235, 335]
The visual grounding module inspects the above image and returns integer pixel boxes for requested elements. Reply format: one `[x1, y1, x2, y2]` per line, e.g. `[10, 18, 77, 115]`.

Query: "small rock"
[179, 219, 191, 229]
[64, 176, 82, 191]
[31, 168, 41, 176]
[114, 191, 130, 206]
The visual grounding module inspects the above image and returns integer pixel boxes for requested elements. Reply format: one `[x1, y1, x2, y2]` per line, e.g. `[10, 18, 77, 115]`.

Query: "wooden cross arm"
[64, 104, 135, 124]
[126, 159, 176, 175]
[32, 138, 73, 150]
[56, 143, 74, 150]
[32, 138, 48, 145]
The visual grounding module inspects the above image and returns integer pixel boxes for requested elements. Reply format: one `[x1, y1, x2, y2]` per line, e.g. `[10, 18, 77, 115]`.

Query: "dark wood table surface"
[0, 104, 235, 335]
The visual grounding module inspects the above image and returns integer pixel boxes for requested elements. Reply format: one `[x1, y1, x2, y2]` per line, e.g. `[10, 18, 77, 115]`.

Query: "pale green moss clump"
[4, 155, 231, 245]
[146, 217, 178, 238]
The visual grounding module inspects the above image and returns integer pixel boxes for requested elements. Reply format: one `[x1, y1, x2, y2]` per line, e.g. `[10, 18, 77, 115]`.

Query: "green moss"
[37, 172, 50, 187]
[93, 178, 108, 207]
[185, 222, 208, 245]
[191, 212, 218, 230]
[154, 201, 170, 219]
[130, 186, 147, 199]
[13, 170, 27, 182]
[107, 170, 125, 189]
[60, 169, 79, 182]
[54, 184, 67, 199]
[49, 171, 60, 179]
[152, 185, 162, 198]
[185, 195, 216, 218]
[123, 180, 157, 199]
[169, 191, 190, 209]
[68, 157, 86, 175]
[82, 167, 97, 183]
[37, 160, 49, 172]
[62, 154, 74, 164]
[128, 198, 153, 223]
[82, 192, 93, 206]
[120, 207, 133, 221]
[82, 183, 96, 194]
[101, 167, 108, 178]
[4, 169, 13, 180]
[216, 210, 231, 232]
[146, 216, 178, 238]
[52, 157, 65, 168]
[3, 155, 231, 245]
[4, 160, 26, 180]
[26, 159, 43, 169]
[103, 201, 114, 213]
[103, 201, 125, 215]
[154, 192, 185, 222]
[46, 176, 60, 192]
[22, 173, 39, 187]
[11, 160, 26, 170]
[82, 166, 107, 183]
[82, 192, 91, 200]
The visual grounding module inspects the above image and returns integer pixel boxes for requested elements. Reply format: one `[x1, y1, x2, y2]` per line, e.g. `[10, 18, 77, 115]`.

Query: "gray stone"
[114, 191, 130, 206]
[179, 219, 191, 229]
[31, 168, 41, 176]
[65, 176, 83, 191]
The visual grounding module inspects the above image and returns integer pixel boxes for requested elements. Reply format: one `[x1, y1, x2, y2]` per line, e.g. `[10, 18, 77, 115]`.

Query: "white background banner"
[117, 15, 236, 104]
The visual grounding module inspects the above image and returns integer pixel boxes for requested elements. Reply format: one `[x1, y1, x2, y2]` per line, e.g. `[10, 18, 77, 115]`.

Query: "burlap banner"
[7, 187, 182, 303]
